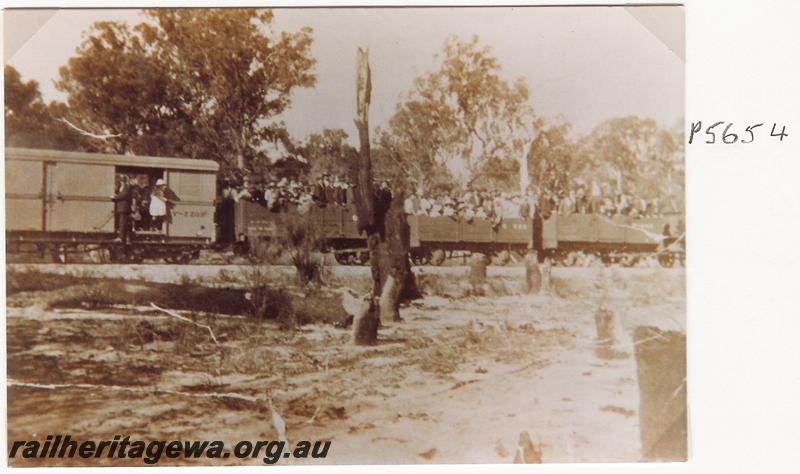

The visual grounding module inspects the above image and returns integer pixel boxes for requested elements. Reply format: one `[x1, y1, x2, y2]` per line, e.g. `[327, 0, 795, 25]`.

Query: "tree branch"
[58, 118, 121, 140]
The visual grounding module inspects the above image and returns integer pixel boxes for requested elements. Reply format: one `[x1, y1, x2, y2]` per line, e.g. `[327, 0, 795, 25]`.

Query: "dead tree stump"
[595, 306, 615, 345]
[525, 254, 542, 294]
[513, 431, 543, 464]
[352, 297, 378, 345]
[633, 326, 687, 461]
[540, 257, 552, 293]
[378, 274, 401, 323]
[469, 253, 488, 285]
[594, 306, 620, 359]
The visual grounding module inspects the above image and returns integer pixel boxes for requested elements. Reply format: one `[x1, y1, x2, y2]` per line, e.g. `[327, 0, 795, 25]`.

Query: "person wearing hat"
[133, 174, 151, 230]
[323, 173, 338, 204]
[312, 174, 328, 207]
[149, 178, 169, 232]
[111, 175, 134, 244]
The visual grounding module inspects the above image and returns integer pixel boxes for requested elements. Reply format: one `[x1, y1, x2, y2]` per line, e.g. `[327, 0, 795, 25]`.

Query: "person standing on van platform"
[112, 176, 134, 244]
[149, 179, 169, 232]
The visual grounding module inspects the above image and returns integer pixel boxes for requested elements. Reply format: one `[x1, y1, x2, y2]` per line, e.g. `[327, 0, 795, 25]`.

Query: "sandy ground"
[6, 264, 685, 466]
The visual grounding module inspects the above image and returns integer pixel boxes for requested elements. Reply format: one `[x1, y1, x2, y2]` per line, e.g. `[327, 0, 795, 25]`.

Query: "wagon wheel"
[411, 251, 430, 266]
[128, 248, 145, 264]
[357, 251, 370, 266]
[620, 254, 636, 267]
[176, 252, 193, 264]
[37, 244, 49, 260]
[492, 250, 511, 266]
[334, 252, 350, 265]
[429, 249, 446, 266]
[91, 247, 112, 264]
[657, 252, 675, 268]
[564, 251, 580, 267]
[50, 244, 68, 264]
[109, 245, 125, 263]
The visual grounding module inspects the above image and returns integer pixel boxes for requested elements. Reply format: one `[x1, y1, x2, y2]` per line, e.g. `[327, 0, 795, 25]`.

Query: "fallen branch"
[8, 380, 259, 403]
[306, 405, 322, 425]
[267, 395, 287, 444]
[58, 118, 122, 140]
[150, 302, 219, 346]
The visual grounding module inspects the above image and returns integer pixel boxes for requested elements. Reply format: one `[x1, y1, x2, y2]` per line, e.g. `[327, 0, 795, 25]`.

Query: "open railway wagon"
[5, 147, 218, 263]
[234, 200, 368, 264]
[235, 200, 685, 267]
[410, 212, 684, 267]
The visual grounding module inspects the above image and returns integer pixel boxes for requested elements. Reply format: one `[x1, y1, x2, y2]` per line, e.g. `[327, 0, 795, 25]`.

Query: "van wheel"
[411, 252, 430, 266]
[657, 252, 675, 268]
[334, 252, 350, 265]
[127, 247, 145, 264]
[430, 250, 446, 266]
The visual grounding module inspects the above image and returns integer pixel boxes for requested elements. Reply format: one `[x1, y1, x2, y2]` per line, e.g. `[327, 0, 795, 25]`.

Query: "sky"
[4, 6, 684, 147]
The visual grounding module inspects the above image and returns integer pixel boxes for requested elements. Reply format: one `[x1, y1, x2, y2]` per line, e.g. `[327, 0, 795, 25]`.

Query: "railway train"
[5, 147, 685, 267]
[236, 199, 685, 268]
[5, 147, 217, 263]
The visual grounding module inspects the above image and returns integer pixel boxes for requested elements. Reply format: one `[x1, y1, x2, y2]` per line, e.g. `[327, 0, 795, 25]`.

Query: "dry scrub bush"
[221, 345, 282, 375]
[76, 284, 118, 309]
[241, 265, 295, 328]
[173, 318, 214, 354]
[44, 280, 252, 316]
[6, 269, 97, 295]
[214, 268, 239, 285]
[283, 220, 325, 286]
[248, 236, 288, 264]
[406, 325, 504, 374]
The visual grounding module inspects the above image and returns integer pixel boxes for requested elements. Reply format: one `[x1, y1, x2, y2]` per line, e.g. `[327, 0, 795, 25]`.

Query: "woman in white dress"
[149, 179, 169, 232]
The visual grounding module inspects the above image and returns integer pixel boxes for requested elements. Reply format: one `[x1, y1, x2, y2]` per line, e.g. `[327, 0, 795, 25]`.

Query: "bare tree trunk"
[519, 140, 534, 193]
[350, 48, 418, 345]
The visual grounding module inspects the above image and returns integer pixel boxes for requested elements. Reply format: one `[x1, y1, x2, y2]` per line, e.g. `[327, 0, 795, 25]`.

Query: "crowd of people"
[220, 173, 669, 222]
[112, 174, 174, 244]
[220, 172, 355, 212]
[402, 184, 665, 227]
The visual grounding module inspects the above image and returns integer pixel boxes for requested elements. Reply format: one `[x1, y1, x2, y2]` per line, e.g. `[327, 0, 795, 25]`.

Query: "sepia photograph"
[4, 5, 686, 466]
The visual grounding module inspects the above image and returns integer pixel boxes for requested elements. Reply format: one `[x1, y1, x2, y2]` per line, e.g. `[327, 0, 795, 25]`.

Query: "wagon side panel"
[495, 218, 531, 245]
[47, 161, 115, 233]
[5, 158, 44, 231]
[165, 170, 216, 240]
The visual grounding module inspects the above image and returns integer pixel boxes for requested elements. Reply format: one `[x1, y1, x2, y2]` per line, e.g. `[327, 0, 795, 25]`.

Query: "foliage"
[578, 116, 684, 210]
[297, 128, 355, 179]
[241, 265, 295, 326]
[526, 121, 578, 195]
[4, 65, 90, 151]
[55, 9, 316, 182]
[379, 35, 535, 192]
[283, 219, 325, 286]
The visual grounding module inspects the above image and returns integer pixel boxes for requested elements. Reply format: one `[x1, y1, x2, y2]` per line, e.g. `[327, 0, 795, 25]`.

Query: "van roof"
[5, 147, 220, 172]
